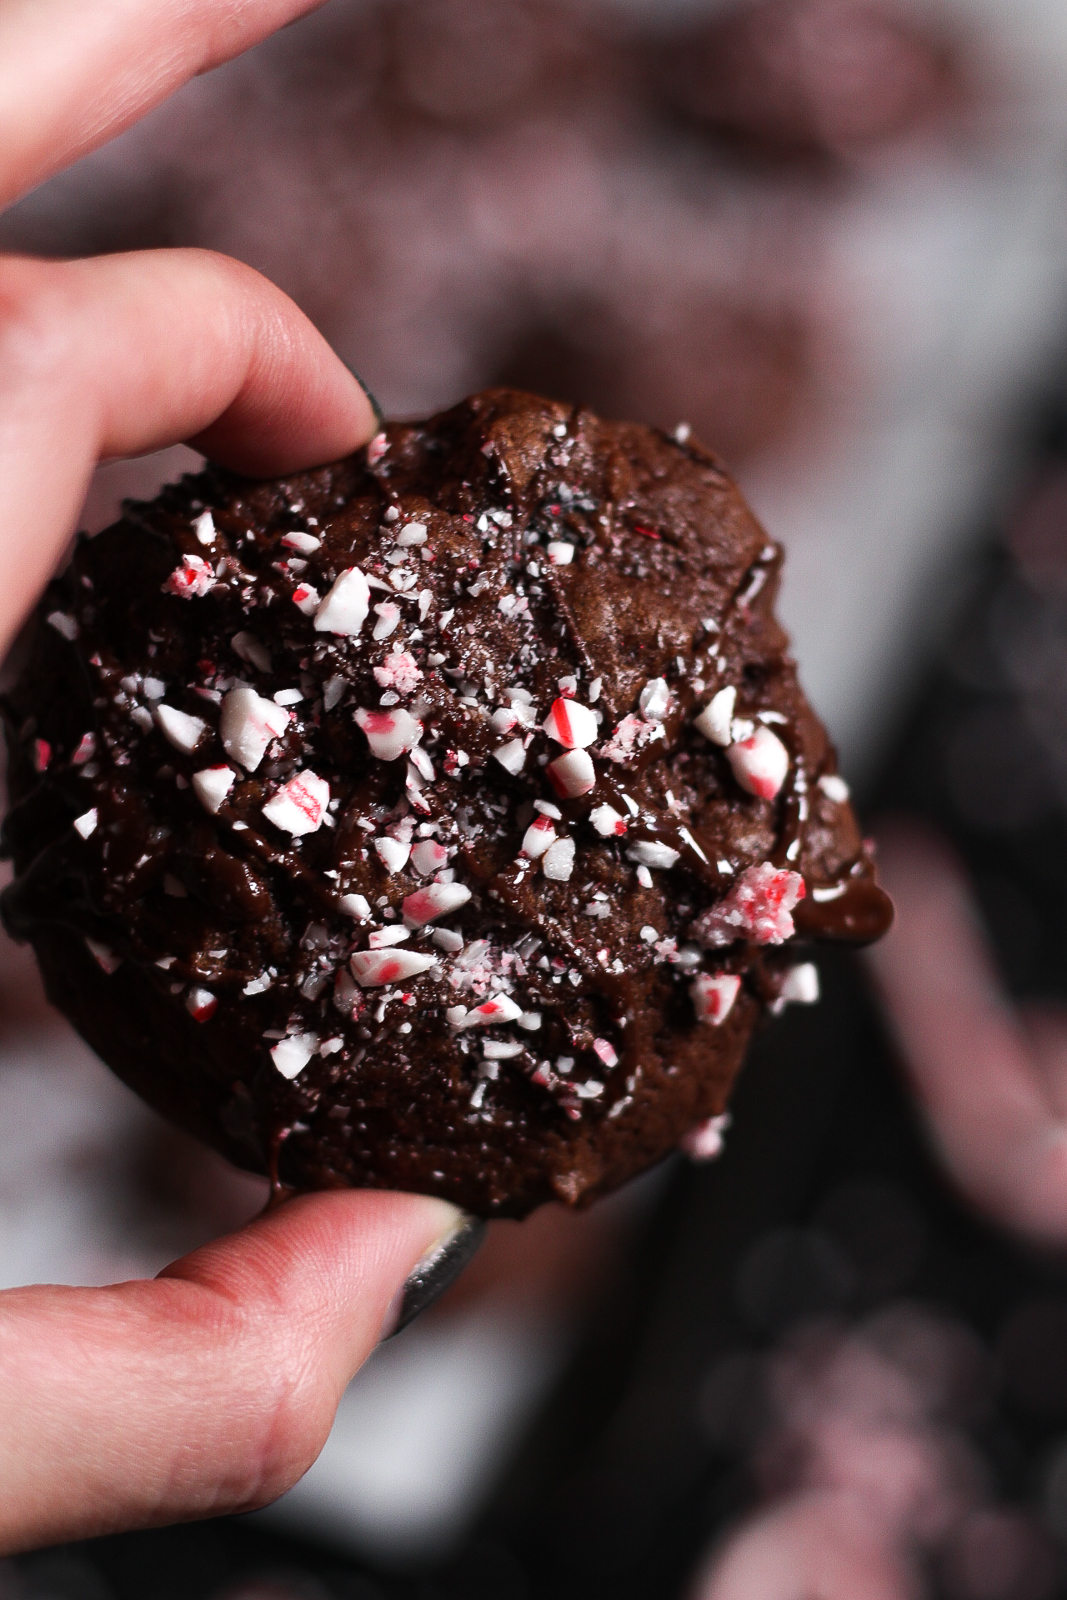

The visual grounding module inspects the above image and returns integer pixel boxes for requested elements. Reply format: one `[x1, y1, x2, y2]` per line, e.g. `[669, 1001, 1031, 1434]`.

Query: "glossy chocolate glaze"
[1, 389, 891, 1217]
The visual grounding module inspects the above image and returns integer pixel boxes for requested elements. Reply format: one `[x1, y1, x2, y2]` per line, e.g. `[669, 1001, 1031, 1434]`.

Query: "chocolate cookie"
[1, 389, 890, 1217]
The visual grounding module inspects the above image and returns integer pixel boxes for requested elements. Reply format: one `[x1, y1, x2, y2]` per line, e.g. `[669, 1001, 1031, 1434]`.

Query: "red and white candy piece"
[638, 678, 670, 722]
[368, 926, 410, 948]
[71, 732, 96, 765]
[374, 837, 411, 874]
[374, 650, 423, 694]
[693, 687, 736, 747]
[396, 521, 428, 546]
[163, 553, 215, 598]
[627, 840, 680, 871]
[493, 739, 526, 776]
[780, 962, 820, 1005]
[542, 837, 575, 882]
[314, 567, 370, 636]
[521, 814, 557, 858]
[697, 862, 806, 947]
[547, 748, 596, 798]
[186, 986, 217, 1023]
[372, 601, 401, 640]
[292, 583, 320, 615]
[192, 765, 236, 815]
[281, 531, 321, 554]
[220, 684, 290, 772]
[818, 774, 850, 803]
[546, 541, 574, 565]
[410, 839, 449, 876]
[727, 725, 789, 801]
[592, 1038, 619, 1069]
[690, 972, 741, 1024]
[32, 738, 51, 773]
[85, 936, 119, 973]
[680, 1113, 731, 1162]
[152, 703, 207, 755]
[73, 808, 98, 839]
[193, 511, 216, 544]
[350, 949, 437, 987]
[449, 995, 523, 1029]
[543, 697, 598, 749]
[261, 770, 330, 836]
[403, 882, 472, 926]
[354, 707, 422, 762]
[272, 1032, 319, 1078]
[590, 804, 627, 837]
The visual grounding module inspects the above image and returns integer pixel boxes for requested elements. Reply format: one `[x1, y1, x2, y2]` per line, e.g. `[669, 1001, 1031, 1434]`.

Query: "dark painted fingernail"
[343, 363, 385, 430]
[384, 1213, 487, 1339]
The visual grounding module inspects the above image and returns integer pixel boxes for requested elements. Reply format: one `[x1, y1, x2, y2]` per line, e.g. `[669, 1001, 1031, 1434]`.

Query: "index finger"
[0, 0, 328, 213]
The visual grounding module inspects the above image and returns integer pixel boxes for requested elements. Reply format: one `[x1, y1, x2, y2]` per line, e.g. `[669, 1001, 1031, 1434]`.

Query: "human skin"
[0, 0, 460, 1556]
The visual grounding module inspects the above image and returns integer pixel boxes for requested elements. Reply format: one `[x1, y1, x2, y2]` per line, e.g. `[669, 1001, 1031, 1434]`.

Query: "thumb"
[0, 1189, 465, 1555]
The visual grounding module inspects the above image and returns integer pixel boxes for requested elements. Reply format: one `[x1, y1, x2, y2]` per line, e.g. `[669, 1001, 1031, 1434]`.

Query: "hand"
[0, 0, 460, 1556]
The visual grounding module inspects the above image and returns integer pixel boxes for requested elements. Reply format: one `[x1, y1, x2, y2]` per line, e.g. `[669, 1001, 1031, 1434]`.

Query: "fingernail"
[343, 363, 385, 430]
[381, 1211, 487, 1340]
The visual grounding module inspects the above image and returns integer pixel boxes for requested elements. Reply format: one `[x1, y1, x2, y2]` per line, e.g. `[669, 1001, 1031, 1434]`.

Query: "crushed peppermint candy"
[638, 678, 670, 721]
[483, 1039, 525, 1060]
[546, 541, 574, 565]
[47, 610, 80, 639]
[367, 926, 410, 948]
[690, 972, 741, 1024]
[543, 697, 597, 749]
[192, 510, 215, 545]
[397, 521, 428, 546]
[355, 706, 422, 761]
[680, 1113, 731, 1162]
[186, 987, 217, 1023]
[373, 650, 422, 694]
[403, 882, 472, 926]
[780, 963, 820, 1005]
[85, 936, 119, 972]
[590, 804, 627, 838]
[727, 725, 790, 801]
[542, 837, 575, 881]
[261, 770, 330, 836]
[314, 567, 370, 636]
[411, 840, 449, 875]
[231, 631, 271, 673]
[627, 840, 680, 871]
[367, 432, 389, 465]
[818, 773, 850, 803]
[592, 1038, 619, 1069]
[292, 583, 320, 615]
[152, 703, 207, 755]
[73, 808, 98, 839]
[372, 601, 401, 640]
[192, 765, 236, 814]
[272, 1032, 319, 1078]
[521, 814, 556, 858]
[449, 995, 523, 1029]
[350, 949, 437, 987]
[338, 892, 372, 919]
[163, 555, 214, 599]
[220, 684, 289, 771]
[493, 739, 526, 776]
[374, 836, 411, 874]
[32, 738, 51, 773]
[71, 732, 96, 765]
[281, 531, 321, 554]
[693, 686, 736, 746]
[601, 713, 663, 764]
[547, 748, 595, 798]
[694, 863, 806, 947]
